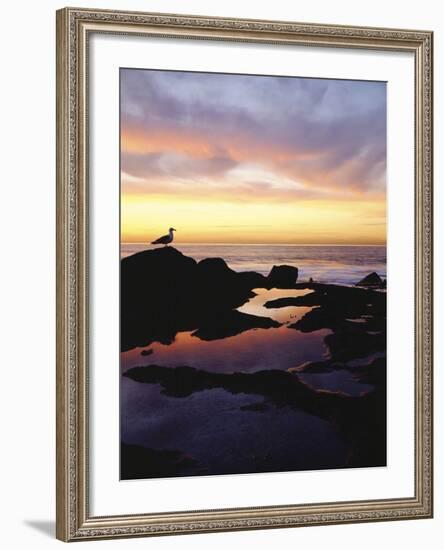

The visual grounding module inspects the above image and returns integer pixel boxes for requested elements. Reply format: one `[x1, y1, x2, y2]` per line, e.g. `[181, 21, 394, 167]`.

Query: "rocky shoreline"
[121, 246, 298, 351]
[121, 246, 387, 478]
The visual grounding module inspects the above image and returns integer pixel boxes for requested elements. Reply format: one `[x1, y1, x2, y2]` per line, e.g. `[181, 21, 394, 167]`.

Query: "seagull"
[151, 227, 176, 246]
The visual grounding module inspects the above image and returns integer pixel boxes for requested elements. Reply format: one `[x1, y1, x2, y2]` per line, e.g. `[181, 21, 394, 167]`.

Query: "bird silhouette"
[151, 227, 176, 246]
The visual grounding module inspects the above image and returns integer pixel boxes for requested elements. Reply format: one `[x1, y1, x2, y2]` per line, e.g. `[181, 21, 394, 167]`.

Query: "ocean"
[121, 243, 386, 286]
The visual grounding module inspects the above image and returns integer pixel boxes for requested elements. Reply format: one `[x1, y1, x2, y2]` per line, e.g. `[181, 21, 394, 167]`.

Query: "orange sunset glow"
[120, 69, 386, 245]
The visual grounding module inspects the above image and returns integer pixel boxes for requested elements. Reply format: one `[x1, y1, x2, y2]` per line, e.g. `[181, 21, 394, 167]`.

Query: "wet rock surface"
[267, 265, 299, 288]
[266, 283, 386, 361]
[191, 310, 281, 341]
[121, 249, 387, 479]
[121, 443, 203, 479]
[355, 271, 385, 289]
[121, 247, 295, 351]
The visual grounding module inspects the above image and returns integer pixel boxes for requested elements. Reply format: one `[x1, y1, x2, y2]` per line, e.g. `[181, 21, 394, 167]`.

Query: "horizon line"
[121, 241, 387, 247]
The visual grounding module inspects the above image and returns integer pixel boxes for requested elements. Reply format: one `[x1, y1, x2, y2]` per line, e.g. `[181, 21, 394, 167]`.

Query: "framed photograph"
[56, 7, 433, 541]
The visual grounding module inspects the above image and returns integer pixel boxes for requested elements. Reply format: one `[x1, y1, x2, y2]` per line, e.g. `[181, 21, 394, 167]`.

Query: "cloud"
[120, 69, 386, 202]
[122, 147, 236, 181]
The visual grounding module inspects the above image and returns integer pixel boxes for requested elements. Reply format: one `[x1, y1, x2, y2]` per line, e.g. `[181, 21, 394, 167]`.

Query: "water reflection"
[298, 370, 374, 396]
[237, 287, 313, 323]
[121, 382, 349, 476]
[121, 288, 330, 374]
[120, 286, 379, 479]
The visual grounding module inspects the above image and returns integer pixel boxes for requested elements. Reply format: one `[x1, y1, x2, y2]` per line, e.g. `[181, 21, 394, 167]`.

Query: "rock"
[237, 271, 268, 289]
[120, 247, 281, 351]
[196, 257, 257, 308]
[281, 283, 386, 332]
[192, 310, 280, 341]
[267, 265, 298, 288]
[121, 443, 201, 479]
[351, 357, 387, 386]
[264, 291, 321, 309]
[197, 257, 233, 278]
[289, 306, 348, 332]
[123, 364, 342, 406]
[121, 247, 199, 350]
[289, 361, 340, 373]
[324, 330, 386, 361]
[355, 272, 383, 288]
[276, 281, 387, 389]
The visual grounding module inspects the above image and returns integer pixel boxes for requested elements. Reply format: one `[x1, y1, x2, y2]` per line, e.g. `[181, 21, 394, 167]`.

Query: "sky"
[120, 68, 386, 245]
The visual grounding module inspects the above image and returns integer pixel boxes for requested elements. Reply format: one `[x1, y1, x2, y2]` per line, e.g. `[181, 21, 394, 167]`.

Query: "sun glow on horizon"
[120, 69, 386, 246]
[121, 194, 386, 245]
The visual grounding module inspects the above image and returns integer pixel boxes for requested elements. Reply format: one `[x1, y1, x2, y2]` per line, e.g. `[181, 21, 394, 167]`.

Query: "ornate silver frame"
[56, 7, 433, 541]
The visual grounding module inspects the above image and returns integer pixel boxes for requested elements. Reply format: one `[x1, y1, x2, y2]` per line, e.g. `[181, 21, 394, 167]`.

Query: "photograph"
[119, 68, 388, 480]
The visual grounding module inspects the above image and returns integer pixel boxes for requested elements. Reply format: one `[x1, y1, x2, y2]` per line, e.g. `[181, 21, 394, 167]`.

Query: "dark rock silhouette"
[124, 364, 346, 403]
[191, 310, 280, 341]
[278, 283, 387, 365]
[355, 271, 384, 288]
[264, 283, 386, 334]
[263, 284, 386, 354]
[351, 357, 387, 386]
[325, 330, 386, 361]
[238, 270, 269, 289]
[266, 283, 385, 312]
[121, 247, 295, 351]
[290, 360, 340, 373]
[267, 265, 298, 287]
[121, 249, 388, 478]
[264, 283, 387, 338]
[121, 443, 202, 479]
